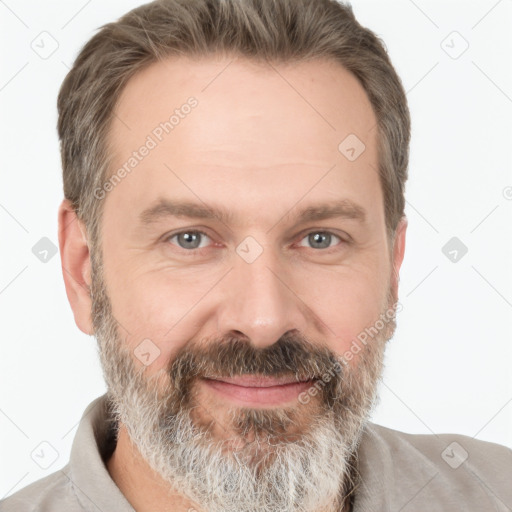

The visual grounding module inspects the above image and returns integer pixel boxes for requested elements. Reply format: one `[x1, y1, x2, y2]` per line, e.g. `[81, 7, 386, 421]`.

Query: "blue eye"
[165, 229, 345, 253]
[298, 231, 343, 250]
[167, 230, 212, 250]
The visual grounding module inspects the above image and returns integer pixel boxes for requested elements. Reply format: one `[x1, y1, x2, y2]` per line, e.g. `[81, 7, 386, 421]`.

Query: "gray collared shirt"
[2, 394, 511, 511]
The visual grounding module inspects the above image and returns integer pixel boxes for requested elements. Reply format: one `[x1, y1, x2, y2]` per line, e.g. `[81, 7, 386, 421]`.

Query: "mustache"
[166, 331, 345, 408]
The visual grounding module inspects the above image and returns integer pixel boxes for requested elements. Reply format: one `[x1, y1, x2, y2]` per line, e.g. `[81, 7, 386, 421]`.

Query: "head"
[57, 1, 409, 511]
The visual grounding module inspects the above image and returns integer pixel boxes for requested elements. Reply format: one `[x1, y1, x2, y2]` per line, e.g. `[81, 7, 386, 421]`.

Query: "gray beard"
[90, 254, 395, 512]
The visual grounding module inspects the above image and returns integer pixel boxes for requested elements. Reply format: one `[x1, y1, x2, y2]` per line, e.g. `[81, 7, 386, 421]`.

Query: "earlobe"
[58, 199, 94, 335]
[391, 216, 407, 301]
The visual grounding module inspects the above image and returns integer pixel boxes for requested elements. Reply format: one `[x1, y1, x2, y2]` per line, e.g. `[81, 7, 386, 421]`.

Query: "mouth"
[200, 375, 316, 406]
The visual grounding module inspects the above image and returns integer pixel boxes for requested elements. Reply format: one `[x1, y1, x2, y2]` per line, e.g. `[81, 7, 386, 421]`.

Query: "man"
[1, 0, 511, 511]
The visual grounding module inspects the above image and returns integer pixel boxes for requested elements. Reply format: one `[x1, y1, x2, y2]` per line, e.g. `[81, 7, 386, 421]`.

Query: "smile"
[200, 375, 315, 406]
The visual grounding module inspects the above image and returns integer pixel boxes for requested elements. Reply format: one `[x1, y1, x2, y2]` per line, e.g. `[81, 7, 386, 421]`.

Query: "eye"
[166, 230, 212, 251]
[164, 229, 346, 254]
[297, 231, 343, 250]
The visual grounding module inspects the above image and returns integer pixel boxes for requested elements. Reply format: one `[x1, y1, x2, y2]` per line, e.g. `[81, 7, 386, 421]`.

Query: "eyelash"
[163, 229, 347, 256]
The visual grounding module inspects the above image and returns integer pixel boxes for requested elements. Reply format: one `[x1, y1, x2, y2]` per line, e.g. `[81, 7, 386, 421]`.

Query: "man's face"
[87, 55, 405, 512]
[103, 54, 393, 376]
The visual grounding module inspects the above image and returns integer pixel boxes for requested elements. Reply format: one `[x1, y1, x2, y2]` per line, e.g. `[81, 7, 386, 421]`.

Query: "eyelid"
[294, 227, 351, 244]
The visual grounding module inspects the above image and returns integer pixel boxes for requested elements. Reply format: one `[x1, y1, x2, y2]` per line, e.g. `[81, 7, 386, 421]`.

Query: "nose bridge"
[216, 238, 306, 349]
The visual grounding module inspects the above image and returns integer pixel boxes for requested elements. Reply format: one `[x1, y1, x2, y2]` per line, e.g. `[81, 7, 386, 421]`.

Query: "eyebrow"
[139, 197, 366, 228]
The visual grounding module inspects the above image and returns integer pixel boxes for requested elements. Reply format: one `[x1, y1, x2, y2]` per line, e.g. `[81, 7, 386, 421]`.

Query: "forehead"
[105, 55, 382, 228]
[110, 55, 377, 154]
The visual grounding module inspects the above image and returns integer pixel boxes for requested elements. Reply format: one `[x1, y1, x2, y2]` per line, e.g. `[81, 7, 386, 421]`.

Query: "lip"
[207, 375, 309, 387]
[200, 375, 315, 406]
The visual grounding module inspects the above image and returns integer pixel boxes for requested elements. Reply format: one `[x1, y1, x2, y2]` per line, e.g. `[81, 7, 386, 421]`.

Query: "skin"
[58, 55, 407, 512]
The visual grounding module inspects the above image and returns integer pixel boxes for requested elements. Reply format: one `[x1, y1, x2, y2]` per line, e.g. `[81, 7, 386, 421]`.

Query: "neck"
[106, 424, 353, 512]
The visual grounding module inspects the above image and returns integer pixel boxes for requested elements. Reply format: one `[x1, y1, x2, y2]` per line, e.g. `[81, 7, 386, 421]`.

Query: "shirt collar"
[352, 422, 439, 512]
[65, 394, 134, 511]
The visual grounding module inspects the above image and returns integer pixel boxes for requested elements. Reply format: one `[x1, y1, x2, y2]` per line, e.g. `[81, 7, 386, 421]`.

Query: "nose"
[215, 241, 311, 349]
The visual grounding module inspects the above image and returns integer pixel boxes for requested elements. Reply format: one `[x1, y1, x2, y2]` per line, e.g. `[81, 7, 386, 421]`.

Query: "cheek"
[105, 269, 215, 373]
[301, 266, 388, 353]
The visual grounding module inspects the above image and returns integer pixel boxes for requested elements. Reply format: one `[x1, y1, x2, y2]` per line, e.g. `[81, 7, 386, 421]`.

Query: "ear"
[58, 199, 94, 335]
[390, 216, 407, 302]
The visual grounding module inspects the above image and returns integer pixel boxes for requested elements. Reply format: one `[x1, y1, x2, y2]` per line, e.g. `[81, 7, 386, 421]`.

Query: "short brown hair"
[58, 0, 410, 253]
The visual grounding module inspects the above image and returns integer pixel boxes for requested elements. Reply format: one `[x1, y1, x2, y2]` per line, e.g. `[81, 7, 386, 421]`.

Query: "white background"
[1, 0, 511, 499]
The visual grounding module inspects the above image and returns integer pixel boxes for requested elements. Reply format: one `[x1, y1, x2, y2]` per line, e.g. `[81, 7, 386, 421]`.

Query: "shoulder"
[357, 422, 512, 511]
[0, 465, 82, 512]
[367, 422, 512, 470]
